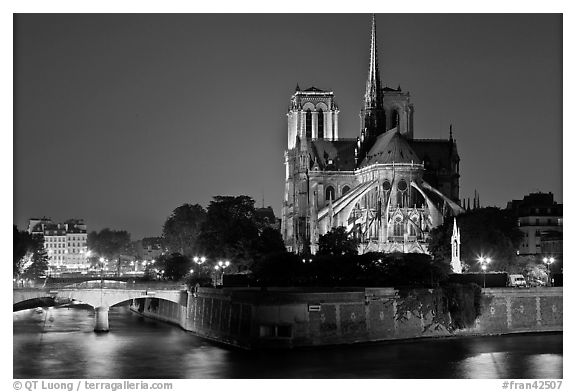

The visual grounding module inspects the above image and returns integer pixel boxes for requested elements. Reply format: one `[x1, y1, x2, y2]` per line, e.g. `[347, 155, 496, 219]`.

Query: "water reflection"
[14, 306, 562, 379]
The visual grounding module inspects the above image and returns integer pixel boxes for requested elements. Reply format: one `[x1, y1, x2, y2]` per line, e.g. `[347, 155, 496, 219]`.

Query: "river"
[13, 305, 562, 379]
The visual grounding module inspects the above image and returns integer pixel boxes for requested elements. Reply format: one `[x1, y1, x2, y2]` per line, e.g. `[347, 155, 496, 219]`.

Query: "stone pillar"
[312, 111, 318, 139]
[334, 111, 339, 139]
[327, 111, 333, 140]
[94, 306, 110, 332]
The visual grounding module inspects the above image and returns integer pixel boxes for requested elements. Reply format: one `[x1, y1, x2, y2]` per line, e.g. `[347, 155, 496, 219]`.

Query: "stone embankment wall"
[130, 287, 562, 349]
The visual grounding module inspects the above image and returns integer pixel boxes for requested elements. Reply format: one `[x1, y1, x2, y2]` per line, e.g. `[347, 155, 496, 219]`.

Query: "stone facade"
[281, 16, 462, 255]
[130, 286, 562, 350]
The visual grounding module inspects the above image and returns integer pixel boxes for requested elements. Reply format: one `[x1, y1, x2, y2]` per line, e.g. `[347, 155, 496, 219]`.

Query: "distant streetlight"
[543, 257, 555, 287]
[214, 260, 231, 286]
[478, 256, 491, 288]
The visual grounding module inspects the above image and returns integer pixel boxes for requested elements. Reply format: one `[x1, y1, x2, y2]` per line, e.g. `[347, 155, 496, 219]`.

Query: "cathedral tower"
[360, 15, 386, 141]
[286, 86, 340, 149]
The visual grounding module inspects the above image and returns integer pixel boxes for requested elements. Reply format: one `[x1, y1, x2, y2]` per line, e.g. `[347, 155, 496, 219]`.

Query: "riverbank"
[129, 286, 562, 350]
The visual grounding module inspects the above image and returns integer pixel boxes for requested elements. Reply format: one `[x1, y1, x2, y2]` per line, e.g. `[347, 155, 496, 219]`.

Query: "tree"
[428, 207, 523, 272]
[13, 226, 47, 279]
[197, 196, 260, 267]
[163, 253, 193, 281]
[87, 228, 131, 275]
[162, 204, 206, 257]
[13, 225, 30, 277]
[317, 226, 359, 256]
[254, 227, 286, 256]
[21, 247, 49, 279]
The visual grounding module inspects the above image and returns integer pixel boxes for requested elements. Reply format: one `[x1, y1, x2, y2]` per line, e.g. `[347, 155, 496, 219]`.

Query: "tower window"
[306, 109, 312, 139]
[317, 109, 324, 138]
[342, 185, 350, 195]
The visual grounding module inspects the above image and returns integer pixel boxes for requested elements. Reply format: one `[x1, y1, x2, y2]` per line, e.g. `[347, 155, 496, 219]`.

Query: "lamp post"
[478, 256, 491, 288]
[543, 257, 555, 287]
[214, 260, 230, 286]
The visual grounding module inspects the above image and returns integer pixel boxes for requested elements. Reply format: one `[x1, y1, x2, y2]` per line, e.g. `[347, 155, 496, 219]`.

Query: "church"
[281, 15, 464, 255]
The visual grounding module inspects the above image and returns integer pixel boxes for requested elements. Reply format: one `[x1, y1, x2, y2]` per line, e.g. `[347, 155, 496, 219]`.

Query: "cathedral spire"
[364, 14, 382, 110]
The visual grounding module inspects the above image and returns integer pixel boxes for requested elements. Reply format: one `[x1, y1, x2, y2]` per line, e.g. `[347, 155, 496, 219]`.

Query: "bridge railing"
[14, 280, 188, 291]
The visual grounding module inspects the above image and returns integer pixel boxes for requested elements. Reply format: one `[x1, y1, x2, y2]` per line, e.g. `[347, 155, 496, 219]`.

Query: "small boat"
[34, 307, 44, 314]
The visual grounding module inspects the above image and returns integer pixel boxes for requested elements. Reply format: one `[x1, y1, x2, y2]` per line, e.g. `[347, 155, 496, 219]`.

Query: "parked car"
[529, 278, 545, 287]
[508, 274, 528, 288]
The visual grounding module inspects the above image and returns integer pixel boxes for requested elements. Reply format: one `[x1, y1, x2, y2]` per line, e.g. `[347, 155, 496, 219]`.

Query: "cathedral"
[281, 15, 463, 255]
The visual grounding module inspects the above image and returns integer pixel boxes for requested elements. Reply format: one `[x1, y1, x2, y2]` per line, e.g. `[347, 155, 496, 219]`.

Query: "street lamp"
[214, 260, 231, 286]
[478, 256, 491, 288]
[543, 257, 555, 287]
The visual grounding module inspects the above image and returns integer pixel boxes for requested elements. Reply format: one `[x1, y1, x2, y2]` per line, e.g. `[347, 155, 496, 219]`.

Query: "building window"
[326, 186, 335, 201]
[317, 109, 324, 138]
[394, 218, 403, 236]
[305, 109, 312, 139]
[397, 179, 407, 207]
[342, 185, 350, 196]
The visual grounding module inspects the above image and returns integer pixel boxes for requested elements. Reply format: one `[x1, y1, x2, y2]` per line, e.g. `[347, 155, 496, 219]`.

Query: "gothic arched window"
[317, 109, 324, 139]
[390, 109, 400, 129]
[326, 186, 335, 201]
[382, 180, 391, 192]
[305, 109, 312, 139]
[397, 179, 407, 207]
[394, 217, 403, 237]
[342, 185, 350, 196]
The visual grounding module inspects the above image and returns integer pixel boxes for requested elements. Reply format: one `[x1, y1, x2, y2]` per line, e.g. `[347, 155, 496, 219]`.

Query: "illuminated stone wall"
[130, 287, 562, 350]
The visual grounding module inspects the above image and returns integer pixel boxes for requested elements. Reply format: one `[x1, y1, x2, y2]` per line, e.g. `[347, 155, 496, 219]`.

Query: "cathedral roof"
[409, 139, 458, 172]
[360, 128, 421, 167]
[303, 86, 326, 93]
[309, 139, 356, 171]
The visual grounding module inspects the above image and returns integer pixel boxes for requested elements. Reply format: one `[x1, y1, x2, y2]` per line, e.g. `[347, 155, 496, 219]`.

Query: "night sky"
[13, 14, 562, 239]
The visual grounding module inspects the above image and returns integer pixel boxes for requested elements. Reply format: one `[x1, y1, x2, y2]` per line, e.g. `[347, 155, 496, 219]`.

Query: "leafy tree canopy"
[162, 204, 206, 257]
[251, 251, 450, 288]
[317, 226, 359, 256]
[197, 196, 260, 266]
[428, 207, 523, 272]
[21, 247, 49, 279]
[13, 225, 47, 278]
[87, 228, 131, 274]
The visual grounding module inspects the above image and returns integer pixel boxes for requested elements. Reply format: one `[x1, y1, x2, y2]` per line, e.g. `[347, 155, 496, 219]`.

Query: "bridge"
[13, 280, 188, 332]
